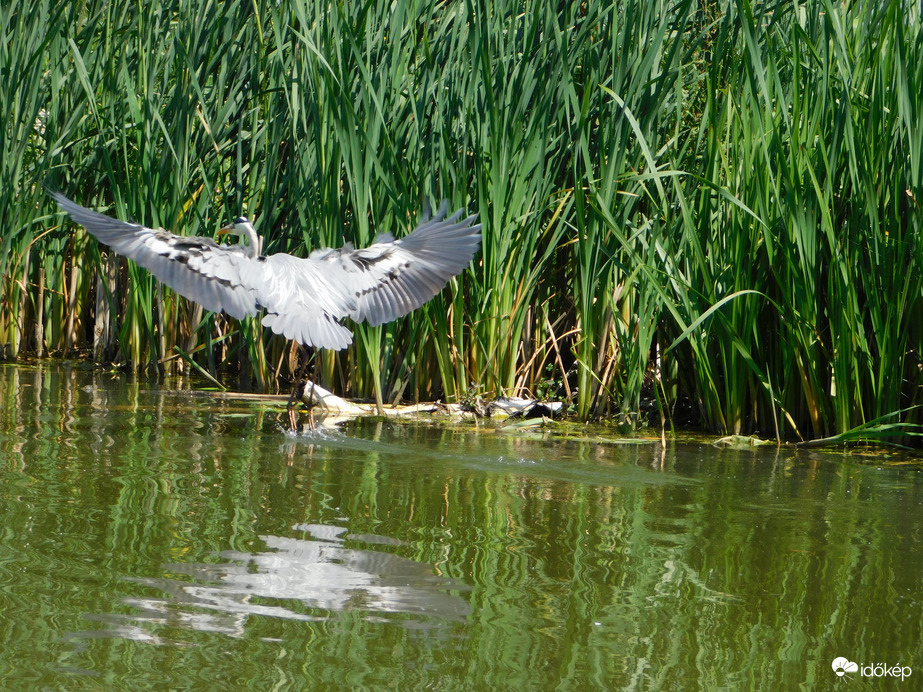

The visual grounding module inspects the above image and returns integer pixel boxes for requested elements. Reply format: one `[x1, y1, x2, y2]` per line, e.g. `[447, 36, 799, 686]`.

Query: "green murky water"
[0, 364, 921, 690]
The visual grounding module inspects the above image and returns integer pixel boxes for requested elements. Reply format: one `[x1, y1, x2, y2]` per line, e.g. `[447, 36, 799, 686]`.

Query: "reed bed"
[1, 0, 921, 439]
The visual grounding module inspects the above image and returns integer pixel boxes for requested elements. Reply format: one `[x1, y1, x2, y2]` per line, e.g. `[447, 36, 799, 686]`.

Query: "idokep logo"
[832, 657, 912, 681]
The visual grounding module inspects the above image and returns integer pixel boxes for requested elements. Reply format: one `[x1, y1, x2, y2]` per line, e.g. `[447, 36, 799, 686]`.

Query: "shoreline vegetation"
[2, 0, 922, 442]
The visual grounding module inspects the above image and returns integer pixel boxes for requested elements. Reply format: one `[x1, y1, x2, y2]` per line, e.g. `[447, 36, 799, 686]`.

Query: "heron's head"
[218, 217, 251, 237]
[218, 216, 262, 257]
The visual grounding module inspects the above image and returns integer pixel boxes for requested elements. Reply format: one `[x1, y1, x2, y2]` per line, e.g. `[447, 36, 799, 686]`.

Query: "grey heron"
[49, 191, 481, 350]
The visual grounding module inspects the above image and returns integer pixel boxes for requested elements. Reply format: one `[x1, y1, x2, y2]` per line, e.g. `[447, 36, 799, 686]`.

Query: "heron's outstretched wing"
[49, 191, 272, 322]
[302, 202, 482, 327]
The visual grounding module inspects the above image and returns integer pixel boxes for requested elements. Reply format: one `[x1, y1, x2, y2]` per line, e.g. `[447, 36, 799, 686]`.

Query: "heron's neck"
[241, 222, 261, 258]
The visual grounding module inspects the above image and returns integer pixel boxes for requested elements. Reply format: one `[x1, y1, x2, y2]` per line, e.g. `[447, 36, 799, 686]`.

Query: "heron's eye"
[233, 216, 248, 225]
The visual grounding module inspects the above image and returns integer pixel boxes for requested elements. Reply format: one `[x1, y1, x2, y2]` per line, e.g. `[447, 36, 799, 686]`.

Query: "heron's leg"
[287, 404, 298, 431]
[307, 380, 316, 429]
[286, 345, 311, 411]
[286, 345, 319, 431]
[286, 379, 302, 411]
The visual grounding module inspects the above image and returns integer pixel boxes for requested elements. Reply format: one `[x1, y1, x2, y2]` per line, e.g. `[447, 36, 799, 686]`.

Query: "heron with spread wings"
[49, 191, 481, 351]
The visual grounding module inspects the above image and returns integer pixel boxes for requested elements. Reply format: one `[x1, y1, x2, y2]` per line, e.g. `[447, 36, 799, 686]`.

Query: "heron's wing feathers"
[49, 191, 261, 320]
[305, 202, 482, 327]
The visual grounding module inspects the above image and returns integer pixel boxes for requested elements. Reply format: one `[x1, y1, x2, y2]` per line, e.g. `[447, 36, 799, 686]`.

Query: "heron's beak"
[217, 224, 234, 236]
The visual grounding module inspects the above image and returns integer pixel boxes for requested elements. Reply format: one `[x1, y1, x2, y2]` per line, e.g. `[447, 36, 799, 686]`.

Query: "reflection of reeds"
[2, 0, 921, 436]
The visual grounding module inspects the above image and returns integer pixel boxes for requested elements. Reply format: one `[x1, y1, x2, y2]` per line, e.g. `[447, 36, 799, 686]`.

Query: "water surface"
[0, 364, 921, 690]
